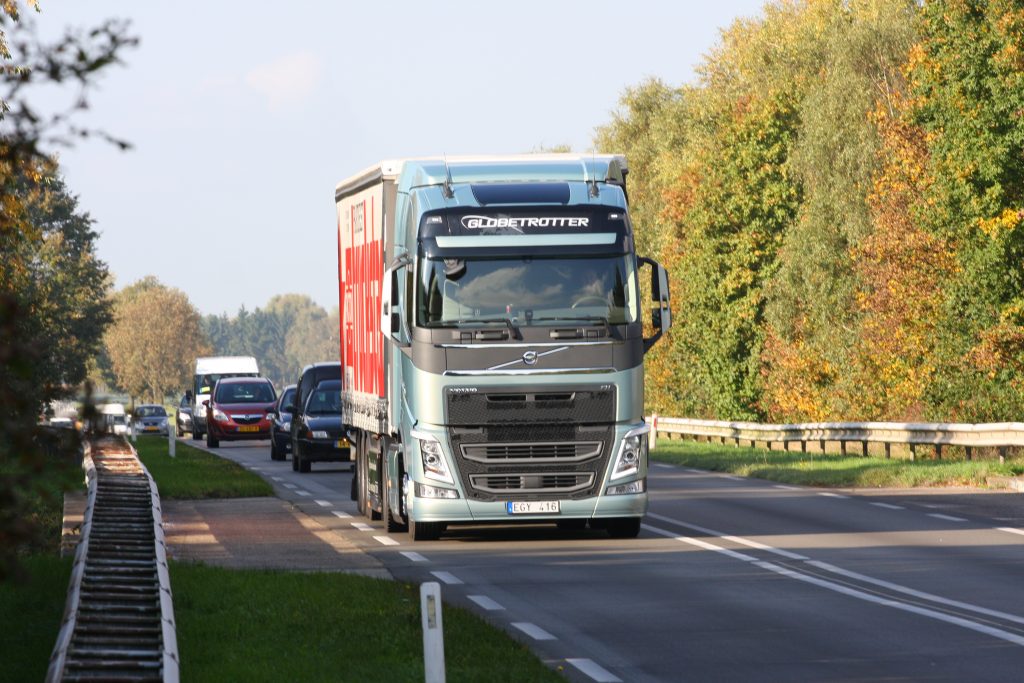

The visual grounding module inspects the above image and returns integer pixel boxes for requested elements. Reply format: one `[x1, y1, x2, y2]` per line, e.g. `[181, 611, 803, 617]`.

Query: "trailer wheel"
[367, 436, 382, 521]
[408, 518, 445, 541]
[606, 517, 642, 539]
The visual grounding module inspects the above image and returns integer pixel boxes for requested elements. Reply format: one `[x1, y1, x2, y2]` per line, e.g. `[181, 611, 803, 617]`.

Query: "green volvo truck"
[335, 154, 671, 540]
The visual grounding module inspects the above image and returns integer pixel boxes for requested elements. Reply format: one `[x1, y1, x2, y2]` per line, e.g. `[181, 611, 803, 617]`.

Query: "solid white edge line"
[315, 500, 332, 507]
[646, 513, 807, 560]
[373, 535, 399, 546]
[331, 510, 352, 519]
[512, 622, 556, 641]
[758, 561, 1024, 647]
[928, 513, 967, 522]
[642, 524, 759, 562]
[430, 571, 463, 585]
[721, 475, 743, 481]
[566, 658, 622, 683]
[997, 527, 1024, 537]
[773, 484, 801, 490]
[400, 551, 428, 562]
[869, 502, 904, 510]
[467, 595, 505, 611]
[818, 492, 848, 499]
[805, 560, 1024, 626]
[653, 463, 674, 469]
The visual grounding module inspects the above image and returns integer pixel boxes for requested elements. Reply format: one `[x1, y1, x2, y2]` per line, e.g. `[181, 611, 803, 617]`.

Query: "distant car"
[291, 379, 350, 473]
[99, 403, 129, 436]
[204, 377, 277, 448]
[175, 392, 193, 437]
[269, 384, 296, 462]
[48, 417, 74, 429]
[133, 404, 170, 436]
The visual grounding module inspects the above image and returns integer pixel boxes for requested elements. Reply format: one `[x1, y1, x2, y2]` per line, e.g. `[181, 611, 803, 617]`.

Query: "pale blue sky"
[35, 1, 766, 315]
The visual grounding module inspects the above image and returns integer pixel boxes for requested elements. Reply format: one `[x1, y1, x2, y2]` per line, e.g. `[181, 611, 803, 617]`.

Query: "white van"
[189, 356, 259, 439]
[99, 403, 129, 436]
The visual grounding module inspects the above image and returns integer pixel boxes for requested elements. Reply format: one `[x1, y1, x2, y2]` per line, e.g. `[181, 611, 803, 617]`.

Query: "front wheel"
[191, 428, 201, 441]
[606, 517, 641, 539]
[383, 463, 406, 533]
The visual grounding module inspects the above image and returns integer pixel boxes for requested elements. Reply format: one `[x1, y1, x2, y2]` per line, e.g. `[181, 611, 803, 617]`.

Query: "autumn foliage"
[599, 0, 1024, 422]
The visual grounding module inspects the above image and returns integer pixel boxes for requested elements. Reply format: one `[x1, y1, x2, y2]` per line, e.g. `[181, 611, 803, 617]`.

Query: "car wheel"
[191, 428, 201, 441]
[291, 449, 299, 472]
[299, 455, 311, 474]
[270, 438, 282, 461]
[408, 518, 445, 541]
[176, 423, 184, 438]
[206, 430, 219, 448]
[606, 517, 642, 539]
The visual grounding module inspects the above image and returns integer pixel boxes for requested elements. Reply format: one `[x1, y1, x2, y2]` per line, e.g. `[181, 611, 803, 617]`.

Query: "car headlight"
[312, 430, 330, 439]
[212, 408, 229, 422]
[609, 426, 649, 482]
[412, 431, 454, 484]
[265, 412, 275, 421]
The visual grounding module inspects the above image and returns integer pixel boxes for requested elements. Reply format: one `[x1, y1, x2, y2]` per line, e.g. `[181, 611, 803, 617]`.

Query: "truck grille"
[445, 385, 616, 502]
[469, 473, 594, 494]
[461, 441, 602, 464]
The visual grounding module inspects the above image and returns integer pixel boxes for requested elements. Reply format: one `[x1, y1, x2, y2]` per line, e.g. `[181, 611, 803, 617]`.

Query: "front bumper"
[297, 438, 350, 462]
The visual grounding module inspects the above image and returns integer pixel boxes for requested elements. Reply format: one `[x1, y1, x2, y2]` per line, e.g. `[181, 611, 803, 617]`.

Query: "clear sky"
[34, 0, 766, 316]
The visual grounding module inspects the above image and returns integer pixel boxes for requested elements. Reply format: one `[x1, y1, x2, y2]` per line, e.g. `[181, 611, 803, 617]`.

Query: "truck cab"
[337, 155, 671, 540]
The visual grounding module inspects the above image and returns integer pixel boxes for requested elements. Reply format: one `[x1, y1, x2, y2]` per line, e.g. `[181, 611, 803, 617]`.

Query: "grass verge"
[134, 436, 273, 499]
[652, 439, 1024, 488]
[171, 562, 563, 682]
[0, 554, 73, 681]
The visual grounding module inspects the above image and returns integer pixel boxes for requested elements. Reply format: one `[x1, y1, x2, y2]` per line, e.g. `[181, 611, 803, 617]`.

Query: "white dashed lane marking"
[430, 571, 463, 585]
[296, 491, 311, 497]
[400, 551, 428, 562]
[870, 502, 904, 510]
[467, 595, 504, 611]
[373, 535, 400, 546]
[512, 622, 556, 641]
[315, 500, 332, 507]
[566, 658, 622, 683]
[331, 511, 352, 519]
[351, 522, 373, 531]
[928, 513, 967, 522]
[818, 492, 848, 499]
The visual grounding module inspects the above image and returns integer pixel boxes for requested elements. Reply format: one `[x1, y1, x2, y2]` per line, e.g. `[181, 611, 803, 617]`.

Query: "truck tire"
[383, 464, 406, 533]
[408, 518, 445, 541]
[606, 517, 642, 539]
[350, 461, 358, 501]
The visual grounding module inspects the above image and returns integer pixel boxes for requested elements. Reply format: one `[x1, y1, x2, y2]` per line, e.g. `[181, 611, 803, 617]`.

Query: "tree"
[105, 278, 210, 402]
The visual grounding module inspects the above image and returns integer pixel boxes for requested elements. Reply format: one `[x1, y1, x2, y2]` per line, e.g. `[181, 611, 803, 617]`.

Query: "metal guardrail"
[47, 437, 179, 683]
[649, 416, 1024, 460]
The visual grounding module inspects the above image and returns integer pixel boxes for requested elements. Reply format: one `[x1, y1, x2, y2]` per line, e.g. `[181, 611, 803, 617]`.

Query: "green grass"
[0, 554, 73, 681]
[652, 439, 1024, 488]
[171, 562, 563, 683]
[133, 436, 273, 499]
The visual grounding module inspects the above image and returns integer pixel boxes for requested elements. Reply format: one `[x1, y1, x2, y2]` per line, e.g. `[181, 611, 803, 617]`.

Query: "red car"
[204, 377, 277, 448]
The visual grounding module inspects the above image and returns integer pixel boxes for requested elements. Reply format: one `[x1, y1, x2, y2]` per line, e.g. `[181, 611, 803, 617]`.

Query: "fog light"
[606, 478, 646, 496]
[415, 482, 460, 499]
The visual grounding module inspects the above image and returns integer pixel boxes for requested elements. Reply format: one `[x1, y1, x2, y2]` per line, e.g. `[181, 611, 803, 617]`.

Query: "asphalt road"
[185, 438, 1024, 682]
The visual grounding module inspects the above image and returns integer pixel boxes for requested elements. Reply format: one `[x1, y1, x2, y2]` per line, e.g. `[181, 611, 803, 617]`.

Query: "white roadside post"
[420, 581, 446, 683]
[168, 424, 175, 458]
[130, 419, 137, 443]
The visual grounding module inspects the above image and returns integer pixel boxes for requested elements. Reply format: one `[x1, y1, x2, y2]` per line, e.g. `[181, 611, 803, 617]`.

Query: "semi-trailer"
[335, 154, 671, 540]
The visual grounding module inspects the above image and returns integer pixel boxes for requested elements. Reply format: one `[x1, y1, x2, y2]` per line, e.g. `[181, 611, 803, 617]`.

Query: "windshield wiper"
[532, 315, 610, 336]
[450, 317, 519, 338]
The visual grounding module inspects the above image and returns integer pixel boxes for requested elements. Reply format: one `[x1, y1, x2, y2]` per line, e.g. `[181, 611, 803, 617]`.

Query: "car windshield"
[215, 382, 275, 404]
[280, 388, 296, 410]
[135, 406, 166, 418]
[417, 255, 638, 327]
[305, 385, 341, 415]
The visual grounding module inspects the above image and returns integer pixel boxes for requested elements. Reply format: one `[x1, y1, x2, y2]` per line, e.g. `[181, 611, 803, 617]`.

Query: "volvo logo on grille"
[522, 351, 538, 366]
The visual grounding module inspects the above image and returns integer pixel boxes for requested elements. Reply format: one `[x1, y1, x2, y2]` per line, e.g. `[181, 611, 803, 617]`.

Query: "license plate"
[238, 425, 259, 433]
[144, 426, 158, 432]
[506, 501, 560, 515]
[335, 439, 349, 449]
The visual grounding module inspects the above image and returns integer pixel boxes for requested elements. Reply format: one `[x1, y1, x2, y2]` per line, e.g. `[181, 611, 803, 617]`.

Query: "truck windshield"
[417, 255, 638, 327]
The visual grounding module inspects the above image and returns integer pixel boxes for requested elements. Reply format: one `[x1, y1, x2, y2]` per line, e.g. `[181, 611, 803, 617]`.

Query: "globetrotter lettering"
[460, 215, 589, 230]
[343, 197, 384, 397]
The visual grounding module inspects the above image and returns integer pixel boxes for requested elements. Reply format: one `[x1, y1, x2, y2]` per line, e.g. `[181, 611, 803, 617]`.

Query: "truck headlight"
[609, 426, 649, 481]
[415, 434, 454, 485]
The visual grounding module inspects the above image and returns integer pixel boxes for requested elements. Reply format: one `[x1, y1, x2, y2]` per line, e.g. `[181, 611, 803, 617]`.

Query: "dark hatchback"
[291, 379, 350, 473]
[269, 384, 296, 461]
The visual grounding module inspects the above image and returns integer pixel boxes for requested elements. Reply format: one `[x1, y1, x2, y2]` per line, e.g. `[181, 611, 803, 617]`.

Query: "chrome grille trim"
[468, 472, 595, 494]
[461, 441, 602, 464]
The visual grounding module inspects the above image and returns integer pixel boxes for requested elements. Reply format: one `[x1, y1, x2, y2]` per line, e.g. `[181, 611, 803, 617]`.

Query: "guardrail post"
[884, 442, 891, 459]
[421, 582, 446, 683]
[965, 446, 972, 461]
[909, 443, 916, 462]
[840, 441, 847, 457]
[935, 444, 942, 460]
[861, 441, 868, 457]
[999, 447, 1007, 465]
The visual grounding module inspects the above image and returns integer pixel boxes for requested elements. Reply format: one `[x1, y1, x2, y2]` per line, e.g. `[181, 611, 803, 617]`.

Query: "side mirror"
[638, 256, 672, 353]
[380, 260, 411, 347]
